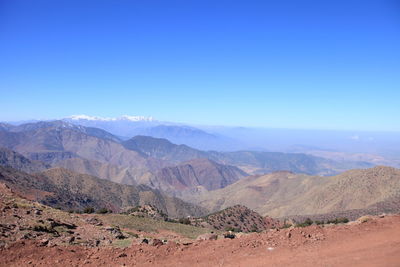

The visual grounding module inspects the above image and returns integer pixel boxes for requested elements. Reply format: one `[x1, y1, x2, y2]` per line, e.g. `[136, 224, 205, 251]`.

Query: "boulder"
[152, 239, 163, 247]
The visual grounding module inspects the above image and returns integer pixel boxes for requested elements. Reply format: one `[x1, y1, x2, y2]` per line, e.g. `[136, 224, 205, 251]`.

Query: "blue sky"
[1, 0, 399, 130]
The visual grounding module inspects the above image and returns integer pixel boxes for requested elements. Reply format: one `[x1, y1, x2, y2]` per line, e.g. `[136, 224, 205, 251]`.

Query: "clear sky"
[1, 0, 399, 131]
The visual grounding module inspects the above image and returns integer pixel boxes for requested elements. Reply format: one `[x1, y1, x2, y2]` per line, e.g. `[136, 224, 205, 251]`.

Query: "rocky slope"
[146, 159, 247, 196]
[0, 182, 211, 251]
[53, 157, 153, 185]
[0, 166, 207, 218]
[2, 204, 399, 267]
[191, 205, 281, 232]
[0, 147, 49, 173]
[122, 135, 208, 163]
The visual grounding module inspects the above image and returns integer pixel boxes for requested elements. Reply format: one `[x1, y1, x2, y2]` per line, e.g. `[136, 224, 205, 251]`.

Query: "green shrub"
[83, 207, 95, 214]
[97, 208, 110, 214]
[178, 218, 191, 225]
[296, 218, 313, 227]
[337, 217, 349, 223]
[327, 217, 349, 224]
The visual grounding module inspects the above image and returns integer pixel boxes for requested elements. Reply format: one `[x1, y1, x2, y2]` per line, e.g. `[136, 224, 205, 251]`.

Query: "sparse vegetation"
[97, 207, 111, 214]
[83, 207, 95, 214]
[178, 217, 191, 225]
[281, 223, 292, 229]
[112, 238, 133, 248]
[296, 218, 313, 227]
[327, 217, 349, 224]
[100, 214, 211, 239]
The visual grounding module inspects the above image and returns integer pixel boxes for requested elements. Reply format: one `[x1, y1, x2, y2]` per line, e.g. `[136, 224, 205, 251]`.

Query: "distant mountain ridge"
[191, 166, 400, 218]
[67, 114, 155, 122]
[63, 115, 239, 150]
[122, 135, 372, 176]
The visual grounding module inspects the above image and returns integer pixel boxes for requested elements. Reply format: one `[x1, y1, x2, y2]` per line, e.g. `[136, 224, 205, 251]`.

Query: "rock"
[115, 232, 126, 239]
[39, 239, 49, 247]
[34, 210, 42, 215]
[141, 238, 149, 244]
[118, 253, 127, 258]
[22, 233, 32, 240]
[196, 233, 218, 241]
[68, 236, 75, 244]
[152, 239, 163, 247]
[86, 217, 103, 226]
[224, 232, 236, 239]
[287, 232, 291, 238]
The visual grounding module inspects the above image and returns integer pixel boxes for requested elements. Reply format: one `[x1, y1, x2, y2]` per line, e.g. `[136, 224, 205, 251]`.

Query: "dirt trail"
[1, 215, 400, 267]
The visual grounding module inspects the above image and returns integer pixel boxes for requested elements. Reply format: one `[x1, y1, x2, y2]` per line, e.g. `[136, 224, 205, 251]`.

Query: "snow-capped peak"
[66, 115, 155, 122]
[119, 115, 155, 121]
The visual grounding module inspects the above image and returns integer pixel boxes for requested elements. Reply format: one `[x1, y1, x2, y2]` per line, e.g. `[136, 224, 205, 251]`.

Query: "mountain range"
[58, 115, 400, 165]
[0, 119, 398, 221]
[63, 115, 234, 150]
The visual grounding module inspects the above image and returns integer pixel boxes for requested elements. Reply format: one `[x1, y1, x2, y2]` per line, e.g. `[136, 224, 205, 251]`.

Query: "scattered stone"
[118, 253, 127, 258]
[86, 217, 103, 226]
[105, 226, 126, 239]
[38, 239, 49, 247]
[196, 233, 218, 241]
[224, 232, 236, 239]
[34, 210, 42, 215]
[152, 239, 163, 247]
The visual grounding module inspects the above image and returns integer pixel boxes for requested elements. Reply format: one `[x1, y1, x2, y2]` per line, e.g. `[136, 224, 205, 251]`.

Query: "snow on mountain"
[67, 115, 155, 122]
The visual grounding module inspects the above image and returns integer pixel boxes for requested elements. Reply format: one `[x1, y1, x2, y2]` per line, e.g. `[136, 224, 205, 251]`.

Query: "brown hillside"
[192, 205, 281, 232]
[193, 167, 400, 218]
[148, 158, 247, 196]
[0, 166, 207, 218]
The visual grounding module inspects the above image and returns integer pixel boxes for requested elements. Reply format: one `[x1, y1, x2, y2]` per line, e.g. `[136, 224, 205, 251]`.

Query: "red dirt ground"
[1, 214, 400, 267]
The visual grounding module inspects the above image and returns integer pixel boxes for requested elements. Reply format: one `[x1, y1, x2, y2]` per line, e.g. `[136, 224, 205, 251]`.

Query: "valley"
[0, 119, 399, 266]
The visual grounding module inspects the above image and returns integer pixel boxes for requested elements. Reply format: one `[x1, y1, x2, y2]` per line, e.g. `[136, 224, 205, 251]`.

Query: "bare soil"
[1, 214, 400, 267]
